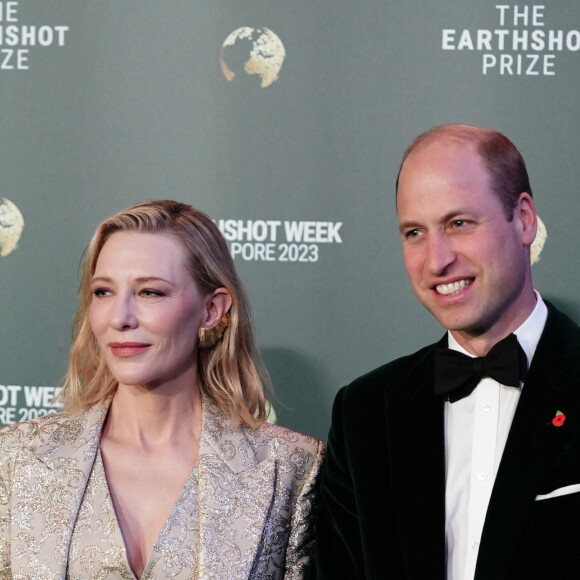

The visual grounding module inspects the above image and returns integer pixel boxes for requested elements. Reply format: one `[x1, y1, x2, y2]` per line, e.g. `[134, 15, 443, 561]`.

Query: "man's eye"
[406, 229, 421, 238]
[452, 220, 465, 228]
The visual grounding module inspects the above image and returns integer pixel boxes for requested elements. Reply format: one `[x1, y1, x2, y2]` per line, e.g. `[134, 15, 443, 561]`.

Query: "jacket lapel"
[10, 402, 108, 579]
[475, 305, 580, 580]
[196, 399, 276, 580]
[385, 338, 447, 580]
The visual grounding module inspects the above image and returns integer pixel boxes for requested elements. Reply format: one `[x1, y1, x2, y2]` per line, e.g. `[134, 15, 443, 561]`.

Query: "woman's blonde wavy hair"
[60, 200, 269, 427]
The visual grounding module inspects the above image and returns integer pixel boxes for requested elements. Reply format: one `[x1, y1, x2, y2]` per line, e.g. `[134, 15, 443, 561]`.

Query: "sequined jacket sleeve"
[0, 429, 15, 579]
[280, 433, 324, 579]
[0, 405, 108, 580]
[199, 408, 325, 580]
[249, 423, 325, 579]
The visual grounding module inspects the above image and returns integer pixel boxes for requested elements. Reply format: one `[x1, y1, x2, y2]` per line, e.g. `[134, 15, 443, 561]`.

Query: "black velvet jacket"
[314, 303, 580, 580]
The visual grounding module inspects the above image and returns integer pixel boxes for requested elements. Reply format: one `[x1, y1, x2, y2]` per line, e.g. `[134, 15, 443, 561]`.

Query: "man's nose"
[425, 233, 456, 275]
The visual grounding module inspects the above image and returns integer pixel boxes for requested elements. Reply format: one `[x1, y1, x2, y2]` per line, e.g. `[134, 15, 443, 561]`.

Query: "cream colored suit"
[0, 397, 324, 580]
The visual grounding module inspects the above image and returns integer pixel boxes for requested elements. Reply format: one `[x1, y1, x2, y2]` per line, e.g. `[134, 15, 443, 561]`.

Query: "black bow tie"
[434, 334, 528, 403]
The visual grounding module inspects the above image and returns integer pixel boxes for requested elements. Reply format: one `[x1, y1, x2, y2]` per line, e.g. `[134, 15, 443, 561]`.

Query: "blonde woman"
[0, 200, 323, 579]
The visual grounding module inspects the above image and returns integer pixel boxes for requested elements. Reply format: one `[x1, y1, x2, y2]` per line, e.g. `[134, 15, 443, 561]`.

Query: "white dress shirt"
[445, 292, 548, 580]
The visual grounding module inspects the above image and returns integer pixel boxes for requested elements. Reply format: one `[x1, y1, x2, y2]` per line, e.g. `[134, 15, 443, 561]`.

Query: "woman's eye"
[92, 288, 110, 297]
[141, 289, 164, 297]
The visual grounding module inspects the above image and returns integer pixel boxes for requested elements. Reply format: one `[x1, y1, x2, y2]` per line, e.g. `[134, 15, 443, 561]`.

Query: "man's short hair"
[396, 124, 533, 220]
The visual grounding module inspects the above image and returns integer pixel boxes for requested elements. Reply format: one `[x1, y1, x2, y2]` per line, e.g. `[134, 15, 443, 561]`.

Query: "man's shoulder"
[341, 340, 441, 402]
[544, 301, 580, 334]
[536, 302, 580, 372]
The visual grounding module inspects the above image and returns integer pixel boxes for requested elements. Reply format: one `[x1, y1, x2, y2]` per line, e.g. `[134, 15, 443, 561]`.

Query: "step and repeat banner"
[1, 0, 579, 441]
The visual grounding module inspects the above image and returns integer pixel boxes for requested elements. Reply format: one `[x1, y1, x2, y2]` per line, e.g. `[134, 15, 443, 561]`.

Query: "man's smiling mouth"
[435, 279, 472, 296]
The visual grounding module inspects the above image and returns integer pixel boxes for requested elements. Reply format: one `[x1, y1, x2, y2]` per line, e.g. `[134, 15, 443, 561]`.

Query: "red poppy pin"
[552, 410, 566, 427]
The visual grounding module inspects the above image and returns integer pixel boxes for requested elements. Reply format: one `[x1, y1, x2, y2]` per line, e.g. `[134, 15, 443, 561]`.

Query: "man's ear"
[515, 192, 537, 246]
[203, 287, 233, 329]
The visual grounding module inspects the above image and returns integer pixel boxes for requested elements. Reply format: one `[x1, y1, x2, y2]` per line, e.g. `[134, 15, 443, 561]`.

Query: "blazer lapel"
[475, 305, 580, 580]
[196, 399, 276, 580]
[10, 402, 108, 579]
[385, 338, 447, 580]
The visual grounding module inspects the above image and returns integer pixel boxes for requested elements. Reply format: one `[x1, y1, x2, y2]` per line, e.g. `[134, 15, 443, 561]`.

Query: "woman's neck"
[103, 379, 203, 450]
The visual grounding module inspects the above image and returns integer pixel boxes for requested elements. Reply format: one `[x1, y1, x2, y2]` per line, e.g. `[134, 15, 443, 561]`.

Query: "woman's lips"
[108, 342, 151, 357]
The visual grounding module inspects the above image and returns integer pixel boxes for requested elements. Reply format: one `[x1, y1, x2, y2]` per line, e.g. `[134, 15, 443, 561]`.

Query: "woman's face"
[89, 231, 208, 390]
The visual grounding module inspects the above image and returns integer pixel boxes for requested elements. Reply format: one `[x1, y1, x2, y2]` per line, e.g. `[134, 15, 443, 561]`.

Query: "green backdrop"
[1, 0, 579, 441]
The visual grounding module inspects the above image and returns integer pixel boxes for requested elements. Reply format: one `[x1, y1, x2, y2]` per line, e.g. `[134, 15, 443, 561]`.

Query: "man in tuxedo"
[314, 124, 580, 579]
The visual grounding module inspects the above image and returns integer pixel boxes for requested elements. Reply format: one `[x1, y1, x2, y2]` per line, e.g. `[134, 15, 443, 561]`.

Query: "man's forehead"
[399, 140, 483, 188]
[405, 137, 479, 164]
[396, 142, 496, 218]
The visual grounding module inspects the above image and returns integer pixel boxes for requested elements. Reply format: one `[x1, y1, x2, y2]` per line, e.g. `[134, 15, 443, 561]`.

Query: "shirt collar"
[448, 290, 548, 368]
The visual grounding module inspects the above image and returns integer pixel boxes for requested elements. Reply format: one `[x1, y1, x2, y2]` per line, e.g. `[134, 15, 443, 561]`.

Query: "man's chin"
[425, 306, 481, 335]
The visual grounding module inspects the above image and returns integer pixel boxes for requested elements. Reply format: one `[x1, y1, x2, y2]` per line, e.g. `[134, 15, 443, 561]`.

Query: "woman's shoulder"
[0, 411, 70, 447]
[240, 422, 324, 486]
[0, 405, 103, 453]
[250, 421, 325, 462]
[203, 395, 324, 459]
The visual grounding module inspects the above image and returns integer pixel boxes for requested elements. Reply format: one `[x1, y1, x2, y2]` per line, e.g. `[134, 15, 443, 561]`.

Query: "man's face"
[396, 141, 536, 351]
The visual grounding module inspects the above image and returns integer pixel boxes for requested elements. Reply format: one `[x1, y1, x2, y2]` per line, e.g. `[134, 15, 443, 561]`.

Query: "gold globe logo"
[221, 27, 286, 88]
[0, 198, 24, 257]
[531, 215, 547, 265]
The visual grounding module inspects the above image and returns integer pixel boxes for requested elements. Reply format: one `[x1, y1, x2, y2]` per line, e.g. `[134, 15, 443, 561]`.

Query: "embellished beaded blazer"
[0, 396, 324, 579]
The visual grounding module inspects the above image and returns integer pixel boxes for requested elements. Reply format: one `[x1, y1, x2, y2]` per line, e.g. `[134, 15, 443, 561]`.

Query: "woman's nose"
[110, 295, 138, 330]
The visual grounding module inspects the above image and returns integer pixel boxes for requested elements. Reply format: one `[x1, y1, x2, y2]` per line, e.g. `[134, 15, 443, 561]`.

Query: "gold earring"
[198, 315, 229, 348]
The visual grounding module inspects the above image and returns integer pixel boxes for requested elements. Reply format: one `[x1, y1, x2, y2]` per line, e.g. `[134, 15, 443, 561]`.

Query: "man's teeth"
[436, 280, 471, 296]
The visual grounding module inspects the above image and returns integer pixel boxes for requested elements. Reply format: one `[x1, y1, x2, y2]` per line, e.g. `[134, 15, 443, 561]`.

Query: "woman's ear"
[198, 288, 233, 349]
[203, 287, 233, 329]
